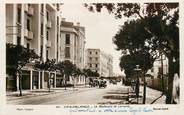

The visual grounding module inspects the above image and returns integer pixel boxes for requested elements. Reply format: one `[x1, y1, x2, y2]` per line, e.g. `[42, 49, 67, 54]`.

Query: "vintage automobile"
[89, 79, 99, 87]
[98, 80, 107, 88]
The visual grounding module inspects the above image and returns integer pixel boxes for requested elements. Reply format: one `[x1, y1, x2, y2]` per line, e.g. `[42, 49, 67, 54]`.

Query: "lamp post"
[134, 65, 141, 104]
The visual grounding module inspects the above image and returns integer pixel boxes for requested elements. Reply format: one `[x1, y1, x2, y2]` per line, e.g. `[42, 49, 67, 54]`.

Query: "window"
[56, 51, 58, 62]
[40, 45, 43, 58]
[27, 19, 30, 31]
[57, 17, 59, 25]
[95, 57, 98, 61]
[46, 31, 49, 40]
[89, 51, 92, 54]
[17, 37, 21, 45]
[46, 50, 49, 60]
[65, 34, 70, 44]
[41, 23, 43, 35]
[27, 43, 30, 49]
[65, 47, 70, 58]
[89, 57, 92, 61]
[46, 11, 49, 21]
[89, 64, 92, 67]
[96, 52, 98, 54]
[95, 64, 98, 68]
[17, 8, 21, 23]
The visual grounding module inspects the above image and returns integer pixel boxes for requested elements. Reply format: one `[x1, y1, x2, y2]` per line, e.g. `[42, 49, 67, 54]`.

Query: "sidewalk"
[143, 86, 166, 104]
[128, 86, 166, 104]
[6, 85, 91, 101]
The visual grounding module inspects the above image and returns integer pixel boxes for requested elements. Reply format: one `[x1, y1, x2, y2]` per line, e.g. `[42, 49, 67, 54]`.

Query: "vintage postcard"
[0, 0, 183, 115]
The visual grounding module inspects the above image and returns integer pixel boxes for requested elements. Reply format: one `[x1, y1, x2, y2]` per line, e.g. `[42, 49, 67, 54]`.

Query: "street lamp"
[134, 65, 141, 104]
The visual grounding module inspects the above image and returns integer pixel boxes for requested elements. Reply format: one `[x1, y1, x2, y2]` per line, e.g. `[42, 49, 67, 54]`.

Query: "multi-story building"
[59, 19, 86, 85]
[6, 4, 62, 91]
[86, 49, 113, 78]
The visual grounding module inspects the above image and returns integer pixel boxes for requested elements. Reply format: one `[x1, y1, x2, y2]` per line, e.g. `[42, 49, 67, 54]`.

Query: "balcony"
[24, 4, 28, 12]
[6, 24, 21, 36]
[24, 29, 28, 37]
[27, 6, 34, 16]
[27, 31, 33, 40]
[47, 20, 52, 29]
[61, 27, 78, 34]
[46, 40, 51, 47]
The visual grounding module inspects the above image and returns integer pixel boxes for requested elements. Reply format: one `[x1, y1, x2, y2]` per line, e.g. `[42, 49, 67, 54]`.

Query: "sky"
[61, 3, 128, 75]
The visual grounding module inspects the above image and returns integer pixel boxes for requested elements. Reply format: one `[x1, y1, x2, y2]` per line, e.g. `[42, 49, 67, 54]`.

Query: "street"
[7, 83, 165, 105]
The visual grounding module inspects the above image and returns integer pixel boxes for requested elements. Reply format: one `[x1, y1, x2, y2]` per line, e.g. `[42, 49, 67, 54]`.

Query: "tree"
[84, 69, 99, 78]
[82, 69, 99, 86]
[81, 69, 89, 86]
[72, 65, 81, 88]
[85, 3, 179, 104]
[120, 51, 154, 104]
[56, 61, 65, 88]
[6, 43, 39, 96]
[56, 60, 75, 90]
[35, 59, 56, 92]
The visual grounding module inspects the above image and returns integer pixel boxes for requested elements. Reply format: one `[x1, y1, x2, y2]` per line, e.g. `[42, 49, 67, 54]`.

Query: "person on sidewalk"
[172, 73, 180, 104]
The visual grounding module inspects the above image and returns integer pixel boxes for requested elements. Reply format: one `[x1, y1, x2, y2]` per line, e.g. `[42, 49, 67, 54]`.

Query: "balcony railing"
[6, 23, 21, 36]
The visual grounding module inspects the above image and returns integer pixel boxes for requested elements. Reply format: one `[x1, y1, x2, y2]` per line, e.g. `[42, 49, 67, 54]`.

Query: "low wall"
[146, 78, 168, 91]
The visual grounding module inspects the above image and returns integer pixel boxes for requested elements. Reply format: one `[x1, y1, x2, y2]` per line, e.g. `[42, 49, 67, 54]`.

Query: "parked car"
[99, 80, 107, 88]
[89, 79, 99, 87]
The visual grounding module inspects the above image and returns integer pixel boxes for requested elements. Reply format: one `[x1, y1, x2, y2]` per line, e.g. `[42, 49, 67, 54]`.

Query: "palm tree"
[81, 69, 88, 86]
[56, 60, 75, 90]
[72, 66, 81, 88]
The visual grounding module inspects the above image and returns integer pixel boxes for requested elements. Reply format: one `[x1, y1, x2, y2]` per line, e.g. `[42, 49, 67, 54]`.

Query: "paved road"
[7, 84, 130, 105]
[7, 83, 165, 105]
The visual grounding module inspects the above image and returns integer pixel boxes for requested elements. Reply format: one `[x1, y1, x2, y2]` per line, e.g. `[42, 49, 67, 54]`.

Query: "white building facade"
[6, 3, 87, 91]
[86, 49, 113, 78]
[6, 4, 62, 91]
[60, 19, 86, 85]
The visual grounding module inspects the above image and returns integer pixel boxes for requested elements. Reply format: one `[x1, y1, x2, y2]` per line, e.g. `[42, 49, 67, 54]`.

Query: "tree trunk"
[48, 72, 51, 92]
[142, 71, 146, 104]
[64, 75, 67, 90]
[18, 74, 22, 96]
[48, 80, 50, 92]
[73, 76, 75, 88]
[166, 57, 174, 104]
